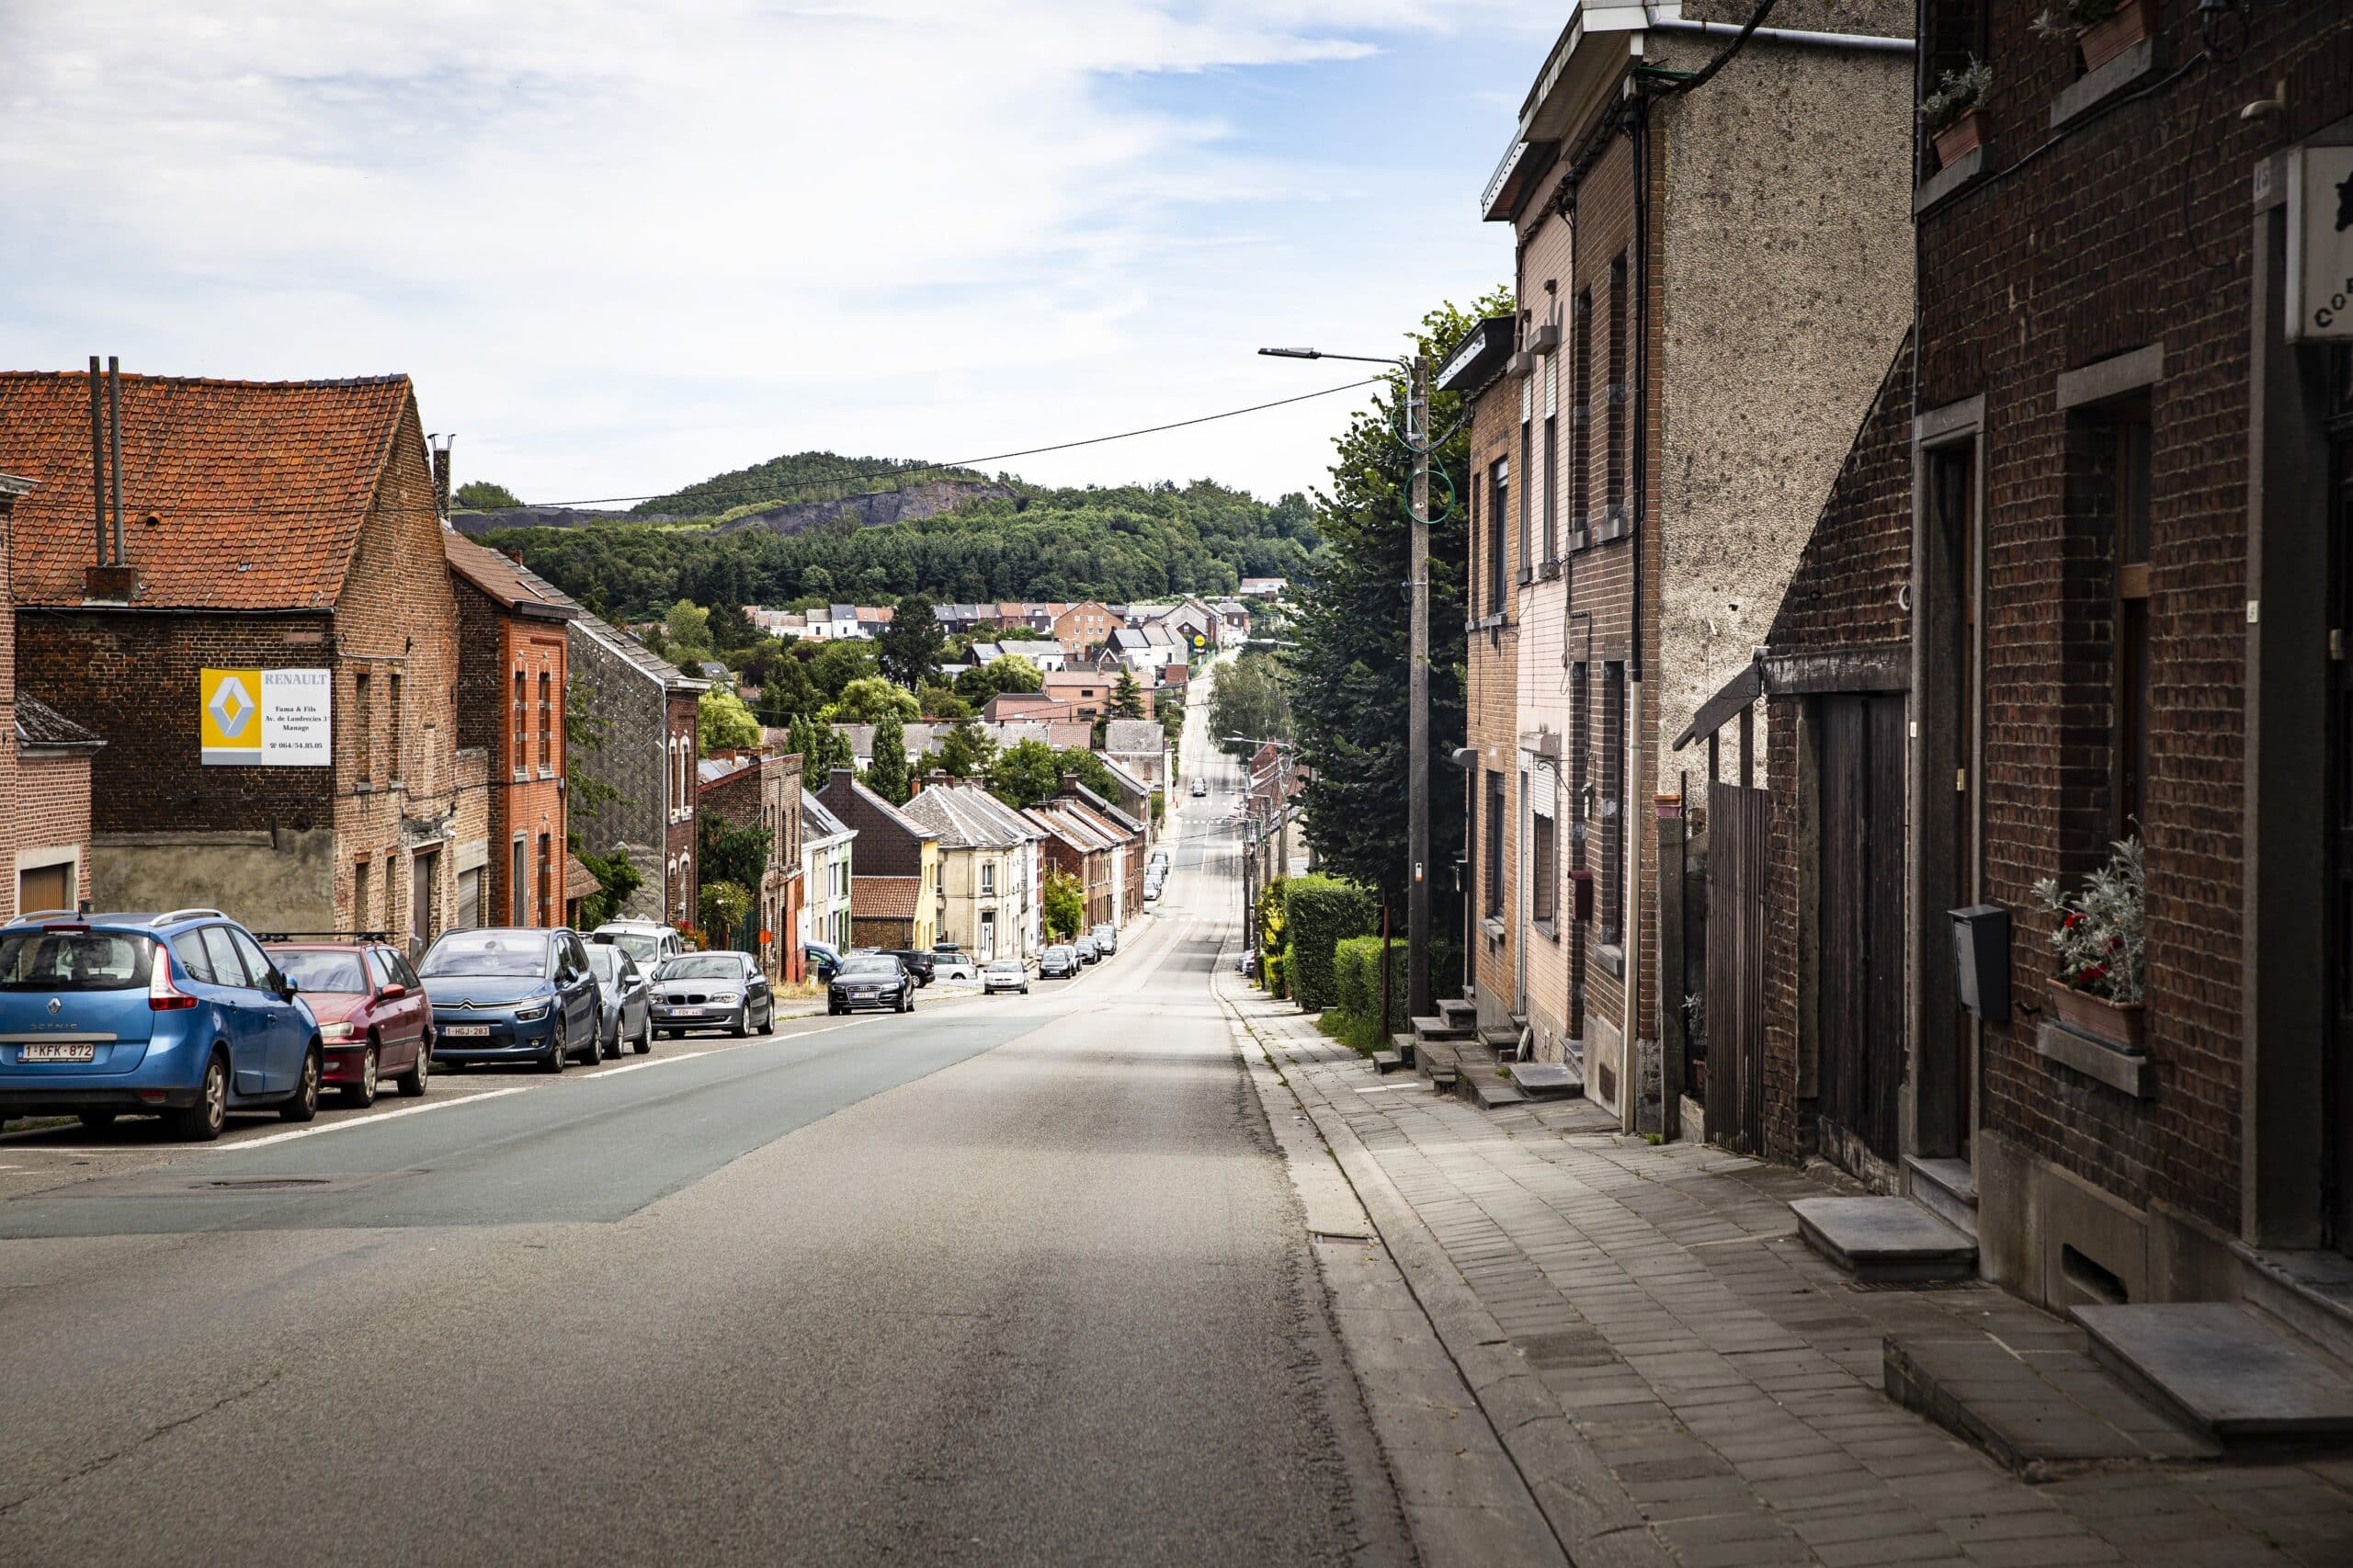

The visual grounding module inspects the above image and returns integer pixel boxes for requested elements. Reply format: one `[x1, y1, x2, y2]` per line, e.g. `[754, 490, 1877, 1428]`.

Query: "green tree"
[986, 739, 1063, 809]
[864, 710, 913, 804]
[1056, 747, 1120, 801]
[786, 712, 854, 777]
[1108, 668, 1146, 720]
[879, 594, 946, 689]
[1040, 867, 1086, 941]
[699, 881, 754, 948]
[573, 842, 642, 928]
[829, 676, 920, 724]
[1287, 290, 1502, 935]
[938, 718, 996, 781]
[698, 810, 773, 892]
[665, 598, 713, 663]
[455, 480, 524, 510]
[565, 674, 627, 818]
[699, 687, 763, 752]
[917, 682, 974, 721]
[1210, 650, 1291, 757]
[807, 638, 879, 701]
[954, 653, 1044, 702]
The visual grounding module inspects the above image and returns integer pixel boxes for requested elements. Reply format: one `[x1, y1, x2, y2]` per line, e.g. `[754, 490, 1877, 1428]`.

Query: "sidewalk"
[1220, 971, 2353, 1568]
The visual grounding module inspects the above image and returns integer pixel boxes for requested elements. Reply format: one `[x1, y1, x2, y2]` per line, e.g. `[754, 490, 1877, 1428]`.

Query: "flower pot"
[2078, 0, 2147, 74]
[2046, 978, 2145, 1052]
[1932, 108, 1989, 169]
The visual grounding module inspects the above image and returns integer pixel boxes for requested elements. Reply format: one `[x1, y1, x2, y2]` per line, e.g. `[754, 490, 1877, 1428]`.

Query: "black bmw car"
[829, 952, 915, 1015]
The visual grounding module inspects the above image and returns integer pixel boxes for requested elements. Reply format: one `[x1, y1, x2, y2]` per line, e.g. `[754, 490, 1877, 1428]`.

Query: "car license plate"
[851, 990, 876, 999]
[19, 1042, 96, 1062]
[672, 1006, 705, 1017]
[444, 1024, 491, 1038]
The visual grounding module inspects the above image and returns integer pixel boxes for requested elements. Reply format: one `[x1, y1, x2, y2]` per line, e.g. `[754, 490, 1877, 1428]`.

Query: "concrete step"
[1465, 1072, 1530, 1109]
[1885, 1332, 2217, 1475]
[1904, 1155, 1979, 1242]
[1410, 1015, 1476, 1043]
[1435, 997, 1477, 1029]
[2240, 1248, 2353, 1374]
[1416, 1039, 1460, 1087]
[2075, 1301, 2353, 1449]
[1370, 1048, 1406, 1074]
[1476, 1025, 1523, 1054]
[1790, 1196, 1978, 1286]
[1388, 1032, 1418, 1068]
[1508, 1062, 1583, 1100]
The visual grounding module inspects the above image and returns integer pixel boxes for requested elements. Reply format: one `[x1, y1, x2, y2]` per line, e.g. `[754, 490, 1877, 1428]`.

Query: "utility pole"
[1405, 354, 1432, 1020]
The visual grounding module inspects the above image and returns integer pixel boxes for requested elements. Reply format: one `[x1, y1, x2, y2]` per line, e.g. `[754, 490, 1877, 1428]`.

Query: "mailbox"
[1950, 903, 2010, 1022]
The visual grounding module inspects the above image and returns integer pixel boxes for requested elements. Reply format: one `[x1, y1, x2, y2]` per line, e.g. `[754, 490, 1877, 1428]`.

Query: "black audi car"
[829, 952, 915, 1015]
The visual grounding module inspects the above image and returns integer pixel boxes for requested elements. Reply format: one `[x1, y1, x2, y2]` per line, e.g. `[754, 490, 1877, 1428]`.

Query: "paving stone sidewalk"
[1220, 974, 2353, 1568]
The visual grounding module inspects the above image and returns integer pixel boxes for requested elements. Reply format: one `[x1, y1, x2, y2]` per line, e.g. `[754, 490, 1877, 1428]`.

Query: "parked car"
[651, 950, 774, 1038]
[422, 926, 602, 1074]
[1144, 882, 1162, 903]
[1074, 936, 1100, 965]
[0, 909, 325, 1141]
[589, 920, 686, 973]
[828, 952, 915, 1015]
[804, 941, 843, 983]
[1189, 778, 1207, 797]
[883, 949, 938, 987]
[1038, 945, 1079, 979]
[264, 938, 432, 1107]
[1090, 923, 1119, 956]
[983, 958, 1029, 994]
[933, 953, 979, 983]
[585, 943, 653, 1057]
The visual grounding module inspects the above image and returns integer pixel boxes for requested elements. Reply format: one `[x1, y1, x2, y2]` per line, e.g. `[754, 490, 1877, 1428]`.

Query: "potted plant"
[2035, 0, 2149, 74]
[1921, 58, 1993, 169]
[2030, 837, 2146, 1052]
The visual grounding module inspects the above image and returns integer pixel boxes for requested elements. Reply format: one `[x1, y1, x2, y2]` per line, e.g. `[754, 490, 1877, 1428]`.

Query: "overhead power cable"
[524, 376, 1387, 512]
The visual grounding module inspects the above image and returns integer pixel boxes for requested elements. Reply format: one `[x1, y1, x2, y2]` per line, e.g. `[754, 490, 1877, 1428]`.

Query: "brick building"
[445, 531, 575, 930]
[0, 370, 481, 949]
[1477, 0, 1915, 1126]
[696, 749, 805, 983]
[1668, 4, 2353, 1352]
[567, 608, 706, 928]
[813, 766, 938, 950]
[903, 776, 1042, 961]
[1049, 599, 1116, 659]
[1026, 799, 1119, 932]
[1, 470, 101, 919]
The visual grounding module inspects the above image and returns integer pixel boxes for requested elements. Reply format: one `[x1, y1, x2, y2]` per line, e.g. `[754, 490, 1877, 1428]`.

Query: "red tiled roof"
[0, 370, 414, 609]
[445, 530, 577, 619]
[853, 874, 924, 919]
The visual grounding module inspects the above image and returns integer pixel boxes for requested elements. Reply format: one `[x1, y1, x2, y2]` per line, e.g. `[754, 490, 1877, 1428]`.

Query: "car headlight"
[318, 1021, 356, 1042]
[710, 991, 742, 1004]
[512, 1002, 551, 1022]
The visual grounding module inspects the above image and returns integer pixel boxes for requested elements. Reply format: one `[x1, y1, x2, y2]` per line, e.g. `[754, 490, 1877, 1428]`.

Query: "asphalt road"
[0, 673, 1405, 1567]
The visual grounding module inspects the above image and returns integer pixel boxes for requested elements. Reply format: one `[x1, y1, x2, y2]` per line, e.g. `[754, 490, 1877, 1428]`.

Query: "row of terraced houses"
[1449, 0, 2353, 1369]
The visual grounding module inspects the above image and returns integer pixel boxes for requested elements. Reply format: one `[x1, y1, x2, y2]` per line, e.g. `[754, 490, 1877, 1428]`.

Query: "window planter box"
[2078, 0, 2147, 74]
[2045, 978, 2144, 1053]
[1932, 108, 1989, 170]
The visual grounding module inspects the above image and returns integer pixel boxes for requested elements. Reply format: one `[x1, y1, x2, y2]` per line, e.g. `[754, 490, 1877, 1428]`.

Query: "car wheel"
[600, 1017, 620, 1061]
[760, 999, 775, 1032]
[632, 1014, 652, 1055]
[77, 1109, 119, 1130]
[167, 1051, 230, 1142]
[280, 1047, 322, 1122]
[395, 1038, 430, 1097]
[732, 1006, 749, 1039]
[341, 1044, 380, 1108]
[544, 1016, 569, 1074]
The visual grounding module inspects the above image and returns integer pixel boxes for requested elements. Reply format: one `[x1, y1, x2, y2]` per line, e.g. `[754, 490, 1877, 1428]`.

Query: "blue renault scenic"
[0, 909, 325, 1141]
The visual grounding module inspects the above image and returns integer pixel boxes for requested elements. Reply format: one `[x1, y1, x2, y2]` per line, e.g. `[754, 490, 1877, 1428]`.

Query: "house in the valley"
[567, 609, 707, 928]
[800, 793, 856, 952]
[813, 767, 938, 950]
[902, 777, 1042, 962]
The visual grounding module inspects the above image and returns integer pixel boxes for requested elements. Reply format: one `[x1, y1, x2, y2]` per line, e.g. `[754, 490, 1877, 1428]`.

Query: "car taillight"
[149, 947, 198, 1010]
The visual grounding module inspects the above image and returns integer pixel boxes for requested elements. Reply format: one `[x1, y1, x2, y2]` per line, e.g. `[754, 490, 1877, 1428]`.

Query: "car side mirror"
[280, 975, 301, 997]
[379, 983, 407, 1001]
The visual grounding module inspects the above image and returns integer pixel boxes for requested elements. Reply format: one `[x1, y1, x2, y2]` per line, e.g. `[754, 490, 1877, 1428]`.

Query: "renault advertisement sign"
[200, 667, 333, 766]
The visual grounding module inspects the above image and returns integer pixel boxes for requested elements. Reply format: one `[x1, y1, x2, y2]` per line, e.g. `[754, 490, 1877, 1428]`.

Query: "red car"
[263, 940, 432, 1108]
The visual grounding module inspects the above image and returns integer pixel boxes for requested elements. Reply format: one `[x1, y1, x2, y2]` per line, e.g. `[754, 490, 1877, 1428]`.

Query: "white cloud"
[0, 2, 1538, 504]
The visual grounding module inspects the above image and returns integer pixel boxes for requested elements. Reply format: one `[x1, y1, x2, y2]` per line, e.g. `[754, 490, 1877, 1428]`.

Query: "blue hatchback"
[420, 926, 601, 1073]
[0, 909, 325, 1141]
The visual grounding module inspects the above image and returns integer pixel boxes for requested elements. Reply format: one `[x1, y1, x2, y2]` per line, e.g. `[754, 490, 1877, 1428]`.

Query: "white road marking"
[222, 1085, 532, 1151]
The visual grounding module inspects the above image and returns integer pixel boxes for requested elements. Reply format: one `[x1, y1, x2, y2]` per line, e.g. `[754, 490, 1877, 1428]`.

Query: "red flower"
[2063, 913, 2082, 929]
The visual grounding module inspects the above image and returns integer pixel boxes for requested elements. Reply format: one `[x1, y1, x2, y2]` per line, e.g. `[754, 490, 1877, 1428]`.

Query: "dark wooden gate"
[1705, 781, 1768, 1153]
[1817, 695, 1907, 1173]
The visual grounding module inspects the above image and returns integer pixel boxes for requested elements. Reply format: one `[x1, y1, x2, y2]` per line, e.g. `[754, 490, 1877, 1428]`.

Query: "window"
[354, 858, 372, 927]
[1483, 769, 1506, 917]
[512, 837, 529, 925]
[1542, 413, 1559, 566]
[383, 854, 397, 929]
[1606, 257, 1628, 521]
[1570, 664, 1590, 881]
[388, 673, 404, 783]
[2114, 413, 2152, 836]
[1599, 663, 1626, 945]
[981, 859, 995, 894]
[1518, 385, 1534, 577]
[202, 926, 252, 989]
[172, 931, 215, 983]
[355, 671, 374, 785]
[1531, 807, 1557, 926]
[538, 834, 553, 926]
[1572, 290, 1592, 539]
[513, 672, 529, 774]
[1486, 459, 1509, 616]
[457, 866, 482, 930]
[539, 672, 554, 772]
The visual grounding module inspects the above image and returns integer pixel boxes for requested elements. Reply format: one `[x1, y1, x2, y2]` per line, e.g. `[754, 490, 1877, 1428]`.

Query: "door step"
[1388, 1032, 1418, 1068]
[1415, 1040, 1460, 1087]
[1370, 1048, 1406, 1074]
[2075, 1301, 2353, 1449]
[1509, 1062, 1583, 1100]
[1790, 1196, 1978, 1285]
[1413, 1014, 1475, 1042]
[2238, 1248, 2353, 1373]
[1904, 1155, 1979, 1241]
[1435, 997, 1477, 1030]
[1476, 1025, 1522, 1054]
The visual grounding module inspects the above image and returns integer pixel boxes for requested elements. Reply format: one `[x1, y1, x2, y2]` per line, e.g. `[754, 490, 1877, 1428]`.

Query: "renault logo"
[46, 997, 62, 1015]
[206, 674, 256, 739]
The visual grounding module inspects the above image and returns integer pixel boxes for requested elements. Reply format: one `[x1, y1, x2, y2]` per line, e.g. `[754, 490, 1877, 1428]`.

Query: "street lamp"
[1256, 343, 1437, 1019]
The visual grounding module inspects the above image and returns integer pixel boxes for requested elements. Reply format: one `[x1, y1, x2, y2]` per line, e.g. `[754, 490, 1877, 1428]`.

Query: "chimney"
[81, 355, 141, 605]
[1058, 771, 1079, 798]
[829, 766, 857, 795]
[927, 768, 950, 787]
[430, 435, 453, 525]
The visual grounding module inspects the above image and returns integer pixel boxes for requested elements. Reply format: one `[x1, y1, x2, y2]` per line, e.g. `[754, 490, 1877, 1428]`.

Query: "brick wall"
[453, 579, 567, 929]
[15, 753, 94, 909]
[566, 623, 666, 920]
[1914, 2, 2353, 1233]
[665, 688, 699, 927]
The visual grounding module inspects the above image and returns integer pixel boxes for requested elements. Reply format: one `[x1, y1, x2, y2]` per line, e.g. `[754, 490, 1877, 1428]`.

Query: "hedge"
[1257, 876, 1290, 968]
[1266, 945, 1288, 999]
[1333, 936, 1408, 1036]
[1283, 875, 1380, 1012]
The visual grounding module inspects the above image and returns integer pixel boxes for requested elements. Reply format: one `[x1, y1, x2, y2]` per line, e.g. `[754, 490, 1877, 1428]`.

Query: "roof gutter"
[1642, 17, 1914, 53]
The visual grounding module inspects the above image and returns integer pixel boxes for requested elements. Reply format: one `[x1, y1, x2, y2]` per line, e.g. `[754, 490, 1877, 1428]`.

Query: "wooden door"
[17, 862, 72, 918]
[1706, 779, 1768, 1153]
[1817, 695, 1907, 1173]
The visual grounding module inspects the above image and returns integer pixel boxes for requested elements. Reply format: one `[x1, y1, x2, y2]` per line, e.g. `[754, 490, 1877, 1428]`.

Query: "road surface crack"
[0, 1369, 281, 1517]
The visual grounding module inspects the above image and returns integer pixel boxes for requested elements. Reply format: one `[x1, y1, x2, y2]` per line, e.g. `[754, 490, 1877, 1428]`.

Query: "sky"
[0, 3, 1549, 508]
